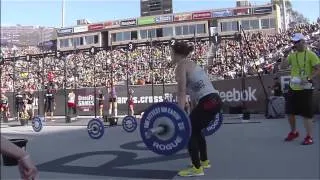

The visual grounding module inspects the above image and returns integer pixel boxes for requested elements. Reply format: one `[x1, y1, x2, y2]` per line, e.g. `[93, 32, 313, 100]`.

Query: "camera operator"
[280, 33, 320, 145]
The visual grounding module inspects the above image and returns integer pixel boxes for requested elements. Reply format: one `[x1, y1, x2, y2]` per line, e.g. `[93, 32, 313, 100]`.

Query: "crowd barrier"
[3, 74, 320, 117]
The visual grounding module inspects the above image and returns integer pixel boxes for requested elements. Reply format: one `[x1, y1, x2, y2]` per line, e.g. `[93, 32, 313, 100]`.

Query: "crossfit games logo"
[78, 95, 94, 112]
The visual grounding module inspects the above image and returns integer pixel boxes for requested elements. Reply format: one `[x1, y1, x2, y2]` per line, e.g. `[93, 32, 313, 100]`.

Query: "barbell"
[86, 102, 223, 156]
[32, 114, 138, 135]
[32, 102, 223, 156]
[87, 115, 138, 139]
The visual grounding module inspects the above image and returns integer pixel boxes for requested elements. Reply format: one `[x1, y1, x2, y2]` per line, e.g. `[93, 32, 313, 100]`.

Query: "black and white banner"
[3, 74, 320, 116]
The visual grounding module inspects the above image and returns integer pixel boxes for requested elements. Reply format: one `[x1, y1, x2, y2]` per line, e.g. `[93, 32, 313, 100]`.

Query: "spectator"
[0, 22, 319, 90]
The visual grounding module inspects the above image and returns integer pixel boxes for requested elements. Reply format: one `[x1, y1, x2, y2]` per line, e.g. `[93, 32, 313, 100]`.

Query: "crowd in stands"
[1, 22, 319, 92]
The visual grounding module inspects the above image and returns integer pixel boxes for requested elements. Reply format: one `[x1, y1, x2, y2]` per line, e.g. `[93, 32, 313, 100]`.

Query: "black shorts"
[16, 103, 25, 113]
[45, 100, 54, 113]
[189, 93, 222, 134]
[109, 98, 117, 103]
[285, 88, 314, 118]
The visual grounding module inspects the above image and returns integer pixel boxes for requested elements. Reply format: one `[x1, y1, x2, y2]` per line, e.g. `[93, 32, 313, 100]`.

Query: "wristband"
[18, 155, 30, 162]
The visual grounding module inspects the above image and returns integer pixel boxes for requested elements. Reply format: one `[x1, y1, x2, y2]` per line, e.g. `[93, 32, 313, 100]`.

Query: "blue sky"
[1, 0, 319, 28]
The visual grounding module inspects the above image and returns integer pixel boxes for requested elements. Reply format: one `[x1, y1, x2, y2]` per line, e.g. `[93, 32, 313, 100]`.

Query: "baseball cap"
[291, 33, 305, 42]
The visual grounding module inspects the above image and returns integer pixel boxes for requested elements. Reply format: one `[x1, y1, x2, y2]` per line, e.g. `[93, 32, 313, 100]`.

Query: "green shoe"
[178, 166, 204, 177]
[201, 160, 211, 169]
[188, 160, 211, 169]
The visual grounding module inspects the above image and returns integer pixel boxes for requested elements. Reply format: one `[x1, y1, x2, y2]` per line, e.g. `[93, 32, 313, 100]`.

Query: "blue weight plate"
[87, 118, 104, 139]
[122, 116, 138, 133]
[32, 116, 43, 132]
[186, 111, 192, 139]
[140, 102, 191, 156]
[202, 112, 223, 136]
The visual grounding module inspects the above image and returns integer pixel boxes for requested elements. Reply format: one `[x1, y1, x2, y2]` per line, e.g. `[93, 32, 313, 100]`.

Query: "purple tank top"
[109, 87, 117, 98]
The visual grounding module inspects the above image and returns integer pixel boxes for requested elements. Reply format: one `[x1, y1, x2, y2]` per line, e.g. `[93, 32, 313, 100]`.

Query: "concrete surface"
[1, 116, 319, 180]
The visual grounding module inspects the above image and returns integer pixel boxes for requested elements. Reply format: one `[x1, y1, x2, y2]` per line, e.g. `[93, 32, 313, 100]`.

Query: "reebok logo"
[217, 87, 257, 102]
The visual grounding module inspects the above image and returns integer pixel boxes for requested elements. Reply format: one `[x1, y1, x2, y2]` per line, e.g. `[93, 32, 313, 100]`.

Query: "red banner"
[192, 11, 211, 20]
[88, 23, 104, 31]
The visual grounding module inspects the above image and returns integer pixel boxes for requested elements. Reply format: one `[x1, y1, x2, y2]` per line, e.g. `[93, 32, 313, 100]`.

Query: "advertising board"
[88, 23, 104, 31]
[73, 26, 88, 33]
[138, 16, 156, 25]
[212, 9, 234, 17]
[155, 15, 173, 23]
[192, 11, 212, 20]
[253, 6, 273, 15]
[120, 19, 137, 26]
[174, 13, 192, 21]
[57, 28, 73, 35]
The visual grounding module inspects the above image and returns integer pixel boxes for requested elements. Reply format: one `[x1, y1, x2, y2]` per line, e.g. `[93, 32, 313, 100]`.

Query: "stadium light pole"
[93, 51, 97, 118]
[12, 50, 16, 121]
[193, 29, 196, 56]
[63, 53, 68, 122]
[148, 31, 154, 104]
[236, 27, 249, 119]
[109, 38, 114, 117]
[40, 29, 45, 119]
[161, 44, 165, 98]
[37, 55, 41, 116]
[62, 0, 65, 28]
[282, 0, 287, 31]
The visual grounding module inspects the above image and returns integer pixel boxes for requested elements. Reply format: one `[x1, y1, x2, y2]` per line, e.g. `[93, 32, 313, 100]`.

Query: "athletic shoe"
[201, 160, 211, 169]
[284, 131, 299, 141]
[178, 166, 204, 177]
[301, 136, 314, 145]
[188, 160, 211, 169]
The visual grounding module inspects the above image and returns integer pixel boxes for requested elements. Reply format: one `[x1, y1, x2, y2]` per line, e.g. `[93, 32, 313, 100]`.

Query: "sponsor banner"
[73, 25, 88, 33]
[120, 19, 137, 26]
[57, 28, 73, 35]
[233, 8, 251, 16]
[4, 75, 319, 116]
[77, 89, 95, 112]
[253, 6, 273, 15]
[192, 11, 212, 20]
[88, 23, 104, 31]
[212, 9, 234, 17]
[174, 13, 192, 21]
[138, 16, 155, 25]
[155, 15, 173, 23]
[104, 21, 120, 29]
